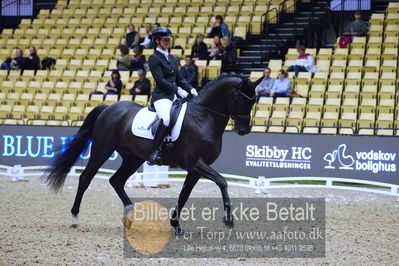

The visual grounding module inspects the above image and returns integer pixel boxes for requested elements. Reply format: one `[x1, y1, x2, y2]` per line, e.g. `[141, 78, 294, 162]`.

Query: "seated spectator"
[286, 45, 317, 77]
[191, 34, 208, 60]
[130, 69, 151, 97]
[173, 56, 181, 66]
[116, 44, 131, 70]
[270, 70, 292, 97]
[1, 47, 23, 70]
[130, 46, 146, 71]
[140, 23, 154, 49]
[91, 71, 122, 98]
[208, 15, 231, 39]
[344, 11, 368, 40]
[180, 56, 198, 88]
[125, 25, 140, 49]
[22, 46, 40, 70]
[153, 23, 160, 30]
[208, 36, 223, 60]
[213, 35, 222, 49]
[208, 43, 220, 60]
[256, 67, 275, 99]
[220, 37, 237, 69]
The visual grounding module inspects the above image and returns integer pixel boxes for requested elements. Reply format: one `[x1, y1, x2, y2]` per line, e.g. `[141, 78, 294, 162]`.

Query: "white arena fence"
[1, 164, 398, 199]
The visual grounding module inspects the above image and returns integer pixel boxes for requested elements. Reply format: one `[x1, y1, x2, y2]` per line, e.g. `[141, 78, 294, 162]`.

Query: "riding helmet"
[152, 26, 173, 42]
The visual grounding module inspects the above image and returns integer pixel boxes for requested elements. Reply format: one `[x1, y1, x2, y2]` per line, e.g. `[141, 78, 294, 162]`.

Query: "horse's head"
[194, 73, 262, 135]
[228, 78, 259, 136]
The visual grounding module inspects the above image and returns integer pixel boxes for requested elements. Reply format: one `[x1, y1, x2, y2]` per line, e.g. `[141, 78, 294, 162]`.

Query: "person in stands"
[116, 44, 131, 70]
[105, 71, 123, 96]
[125, 24, 140, 49]
[270, 70, 292, 97]
[1, 47, 23, 70]
[286, 45, 317, 77]
[153, 23, 160, 30]
[344, 11, 368, 40]
[191, 34, 208, 60]
[208, 15, 231, 39]
[208, 36, 223, 60]
[180, 56, 198, 88]
[22, 46, 40, 70]
[140, 23, 154, 49]
[130, 46, 146, 71]
[256, 67, 275, 99]
[90, 71, 123, 98]
[219, 37, 236, 67]
[130, 69, 151, 96]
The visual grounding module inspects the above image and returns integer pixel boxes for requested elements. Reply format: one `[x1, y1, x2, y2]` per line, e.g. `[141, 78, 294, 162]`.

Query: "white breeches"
[153, 95, 176, 126]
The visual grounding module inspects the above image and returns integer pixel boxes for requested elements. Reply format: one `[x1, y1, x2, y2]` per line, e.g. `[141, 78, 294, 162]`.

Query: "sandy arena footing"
[0, 175, 398, 265]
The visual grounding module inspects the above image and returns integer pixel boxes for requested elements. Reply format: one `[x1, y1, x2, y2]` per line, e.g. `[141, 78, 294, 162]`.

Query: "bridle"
[229, 79, 256, 122]
[187, 78, 256, 121]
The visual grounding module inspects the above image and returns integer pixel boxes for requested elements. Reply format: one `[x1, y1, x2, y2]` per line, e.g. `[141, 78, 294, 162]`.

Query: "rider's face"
[159, 37, 170, 50]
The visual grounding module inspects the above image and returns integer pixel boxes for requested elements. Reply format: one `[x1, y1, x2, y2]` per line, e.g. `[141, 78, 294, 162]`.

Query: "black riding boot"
[148, 121, 168, 166]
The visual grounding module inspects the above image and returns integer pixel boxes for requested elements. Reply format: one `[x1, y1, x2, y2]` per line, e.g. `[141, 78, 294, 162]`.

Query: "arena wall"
[1, 125, 398, 185]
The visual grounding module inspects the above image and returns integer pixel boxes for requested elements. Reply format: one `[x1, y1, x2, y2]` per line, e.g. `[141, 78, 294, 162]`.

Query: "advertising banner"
[1, 126, 398, 185]
[212, 132, 399, 185]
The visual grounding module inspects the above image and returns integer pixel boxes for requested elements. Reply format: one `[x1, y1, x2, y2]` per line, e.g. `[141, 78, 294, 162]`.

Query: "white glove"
[177, 87, 189, 98]
[190, 88, 198, 97]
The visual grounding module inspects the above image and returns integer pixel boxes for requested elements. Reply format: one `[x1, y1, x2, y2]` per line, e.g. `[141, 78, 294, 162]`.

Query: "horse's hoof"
[70, 224, 78, 229]
[123, 217, 132, 230]
[174, 226, 185, 237]
[223, 216, 234, 228]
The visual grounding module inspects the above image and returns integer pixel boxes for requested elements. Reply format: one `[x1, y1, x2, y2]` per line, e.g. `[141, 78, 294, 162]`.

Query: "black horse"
[43, 73, 260, 234]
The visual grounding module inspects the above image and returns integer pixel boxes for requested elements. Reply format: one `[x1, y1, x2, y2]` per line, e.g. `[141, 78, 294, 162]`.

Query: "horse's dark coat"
[43, 73, 260, 231]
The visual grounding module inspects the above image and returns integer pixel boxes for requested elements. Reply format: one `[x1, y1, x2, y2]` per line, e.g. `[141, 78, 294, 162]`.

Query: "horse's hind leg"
[109, 152, 144, 222]
[171, 172, 200, 235]
[70, 143, 116, 229]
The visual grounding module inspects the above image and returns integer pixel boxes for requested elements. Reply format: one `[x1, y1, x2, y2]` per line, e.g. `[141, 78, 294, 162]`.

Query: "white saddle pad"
[131, 103, 187, 142]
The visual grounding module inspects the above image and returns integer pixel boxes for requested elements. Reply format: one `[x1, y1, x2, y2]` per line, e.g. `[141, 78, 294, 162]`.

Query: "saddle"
[131, 98, 187, 166]
[147, 99, 185, 166]
[148, 98, 185, 137]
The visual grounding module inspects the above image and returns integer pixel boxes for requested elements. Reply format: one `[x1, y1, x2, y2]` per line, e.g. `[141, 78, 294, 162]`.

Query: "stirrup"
[148, 149, 163, 166]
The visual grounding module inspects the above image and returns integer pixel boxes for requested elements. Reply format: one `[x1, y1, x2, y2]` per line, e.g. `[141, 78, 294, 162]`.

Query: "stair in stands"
[228, 0, 331, 76]
[0, 0, 57, 30]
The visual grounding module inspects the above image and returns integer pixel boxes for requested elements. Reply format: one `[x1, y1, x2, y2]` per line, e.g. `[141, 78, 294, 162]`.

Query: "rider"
[148, 26, 198, 165]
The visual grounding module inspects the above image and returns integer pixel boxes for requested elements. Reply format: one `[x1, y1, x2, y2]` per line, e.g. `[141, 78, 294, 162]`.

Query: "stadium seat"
[273, 97, 290, 111]
[306, 98, 323, 112]
[54, 106, 69, 120]
[252, 110, 270, 125]
[256, 97, 273, 111]
[251, 126, 267, 133]
[339, 112, 357, 129]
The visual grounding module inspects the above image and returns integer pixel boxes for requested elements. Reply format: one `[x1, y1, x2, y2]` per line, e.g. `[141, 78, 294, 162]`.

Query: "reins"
[186, 78, 255, 120]
[186, 98, 230, 118]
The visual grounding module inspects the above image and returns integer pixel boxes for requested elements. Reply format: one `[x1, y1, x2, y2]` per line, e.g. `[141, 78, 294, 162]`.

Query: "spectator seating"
[249, 6, 399, 135]
[0, 0, 293, 126]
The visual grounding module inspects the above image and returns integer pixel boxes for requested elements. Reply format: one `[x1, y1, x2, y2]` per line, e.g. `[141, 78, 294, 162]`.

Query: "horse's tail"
[43, 105, 108, 192]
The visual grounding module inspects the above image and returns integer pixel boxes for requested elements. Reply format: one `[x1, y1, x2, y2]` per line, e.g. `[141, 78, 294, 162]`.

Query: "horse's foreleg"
[192, 160, 234, 228]
[171, 172, 200, 235]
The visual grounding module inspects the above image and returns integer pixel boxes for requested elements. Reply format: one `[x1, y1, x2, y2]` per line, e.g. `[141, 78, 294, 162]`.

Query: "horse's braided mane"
[201, 72, 245, 92]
